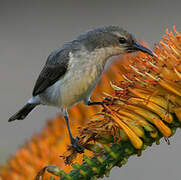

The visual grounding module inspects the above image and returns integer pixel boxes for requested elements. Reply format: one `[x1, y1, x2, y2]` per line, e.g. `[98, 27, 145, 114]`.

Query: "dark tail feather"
[8, 103, 36, 122]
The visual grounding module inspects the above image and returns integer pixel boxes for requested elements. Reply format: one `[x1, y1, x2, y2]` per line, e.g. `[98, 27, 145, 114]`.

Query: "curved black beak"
[132, 42, 154, 56]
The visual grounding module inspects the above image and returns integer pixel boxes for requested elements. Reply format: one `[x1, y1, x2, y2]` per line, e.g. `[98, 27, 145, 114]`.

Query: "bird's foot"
[71, 137, 84, 153]
[87, 98, 115, 107]
[87, 101, 104, 106]
[104, 97, 113, 102]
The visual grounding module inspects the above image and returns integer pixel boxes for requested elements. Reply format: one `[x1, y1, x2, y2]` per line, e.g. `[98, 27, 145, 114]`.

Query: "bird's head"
[80, 26, 153, 57]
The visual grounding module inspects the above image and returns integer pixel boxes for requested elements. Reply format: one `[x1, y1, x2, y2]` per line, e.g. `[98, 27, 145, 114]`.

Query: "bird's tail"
[8, 103, 36, 122]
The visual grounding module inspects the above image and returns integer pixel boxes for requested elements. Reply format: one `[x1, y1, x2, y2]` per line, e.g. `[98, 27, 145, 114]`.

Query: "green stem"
[45, 114, 181, 180]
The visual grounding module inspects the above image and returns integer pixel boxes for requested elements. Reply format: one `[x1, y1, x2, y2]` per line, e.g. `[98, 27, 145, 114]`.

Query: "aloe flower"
[36, 26, 181, 179]
[1, 26, 181, 180]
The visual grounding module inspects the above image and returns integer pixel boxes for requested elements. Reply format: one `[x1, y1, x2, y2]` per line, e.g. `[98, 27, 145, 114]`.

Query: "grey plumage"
[33, 26, 135, 97]
[74, 26, 134, 51]
[9, 26, 153, 152]
[32, 49, 69, 96]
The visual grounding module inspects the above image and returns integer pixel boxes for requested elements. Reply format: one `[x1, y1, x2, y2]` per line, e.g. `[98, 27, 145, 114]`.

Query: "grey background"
[0, 0, 181, 179]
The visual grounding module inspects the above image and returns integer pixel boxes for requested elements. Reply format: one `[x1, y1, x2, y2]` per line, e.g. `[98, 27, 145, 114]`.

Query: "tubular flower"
[0, 55, 123, 180]
[36, 26, 181, 180]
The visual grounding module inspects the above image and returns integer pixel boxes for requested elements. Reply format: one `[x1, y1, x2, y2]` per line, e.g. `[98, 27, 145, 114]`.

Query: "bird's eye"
[119, 37, 127, 44]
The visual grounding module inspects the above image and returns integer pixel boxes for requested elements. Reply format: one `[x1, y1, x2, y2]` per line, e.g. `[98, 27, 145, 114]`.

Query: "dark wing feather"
[32, 48, 69, 96]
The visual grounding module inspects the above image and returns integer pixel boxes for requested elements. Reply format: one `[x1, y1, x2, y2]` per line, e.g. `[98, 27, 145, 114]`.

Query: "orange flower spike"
[175, 63, 181, 72]
[170, 31, 176, 42]
[160, 67, 180, 81]
[98, 74, 113, 93]
[124, 104, 160, 126]
[173, 25, 180, 35]
[107, 65, 122, 81]
[175, 35, 181, 41]
[173, 67, 181, 80]
[169, 44, 180, 57]
[116, 110, 158, 138]
[173, 107, 181, 122]
[172, 32, 181, 48]
[165, 28, 169, 36]
[144, 61, 160, 74]
[162, 36, 169, 45]
[152, 119, 171, 138]
[126, 106, 170, 138]
[129, 88, 175, 112]
[159, 55, 175, 69]
[166, 29, 176, 44]
[105, 105, 143, 149]
[164, 31, 181, 58]
[159, 79, 181, 97]
[127, 97, 173, 123]
[15, 150, 33, 172]
[69, 106, 85, 122]
[118, 116, 145, 138]
[159, 41, 171, 52]
[168, 53, 180, 64]
[114, 116, 143, 149]
[8, 173, 20, 180]
[168, 94, 181, 107]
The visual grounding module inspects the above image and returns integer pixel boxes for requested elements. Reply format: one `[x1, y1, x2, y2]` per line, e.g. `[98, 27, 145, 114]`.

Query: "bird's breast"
[59, 63, 102, 109]
[40, 47, 109, 109]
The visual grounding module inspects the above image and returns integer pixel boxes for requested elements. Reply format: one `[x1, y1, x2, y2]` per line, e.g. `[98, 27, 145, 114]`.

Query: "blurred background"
[0, 0, 181, 179]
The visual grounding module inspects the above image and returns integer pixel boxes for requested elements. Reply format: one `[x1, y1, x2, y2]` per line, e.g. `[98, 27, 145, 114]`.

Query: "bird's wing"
[32, 48, 69, 96]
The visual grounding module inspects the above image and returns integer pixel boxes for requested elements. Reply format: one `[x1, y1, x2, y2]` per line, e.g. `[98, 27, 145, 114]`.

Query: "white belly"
[38, 64, 102, 110]
[59, 64, 102, 109]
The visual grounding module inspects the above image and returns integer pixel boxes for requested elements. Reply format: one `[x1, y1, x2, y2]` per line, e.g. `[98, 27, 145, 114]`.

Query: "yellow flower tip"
[174, 107, 181, 122]
[105, 106, 143, 149]
[165, 28, 169, 35]
[153, 119, 171, 138]
[160, 41, 169, 48]
[173, 68, 181, 79]
[152, 52, 158, 58]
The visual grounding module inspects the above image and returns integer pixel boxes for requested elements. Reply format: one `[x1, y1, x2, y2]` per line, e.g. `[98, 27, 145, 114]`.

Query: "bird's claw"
[103, 97, 116, 105]
[104, 97, 112, 101]
[71, 137, 84, 153]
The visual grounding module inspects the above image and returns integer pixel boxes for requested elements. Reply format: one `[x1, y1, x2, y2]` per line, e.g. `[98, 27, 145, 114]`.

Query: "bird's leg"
[63, 113, 84, 153]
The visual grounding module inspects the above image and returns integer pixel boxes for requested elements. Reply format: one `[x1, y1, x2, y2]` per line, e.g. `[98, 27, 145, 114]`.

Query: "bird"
[8, 26, 153, 153]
